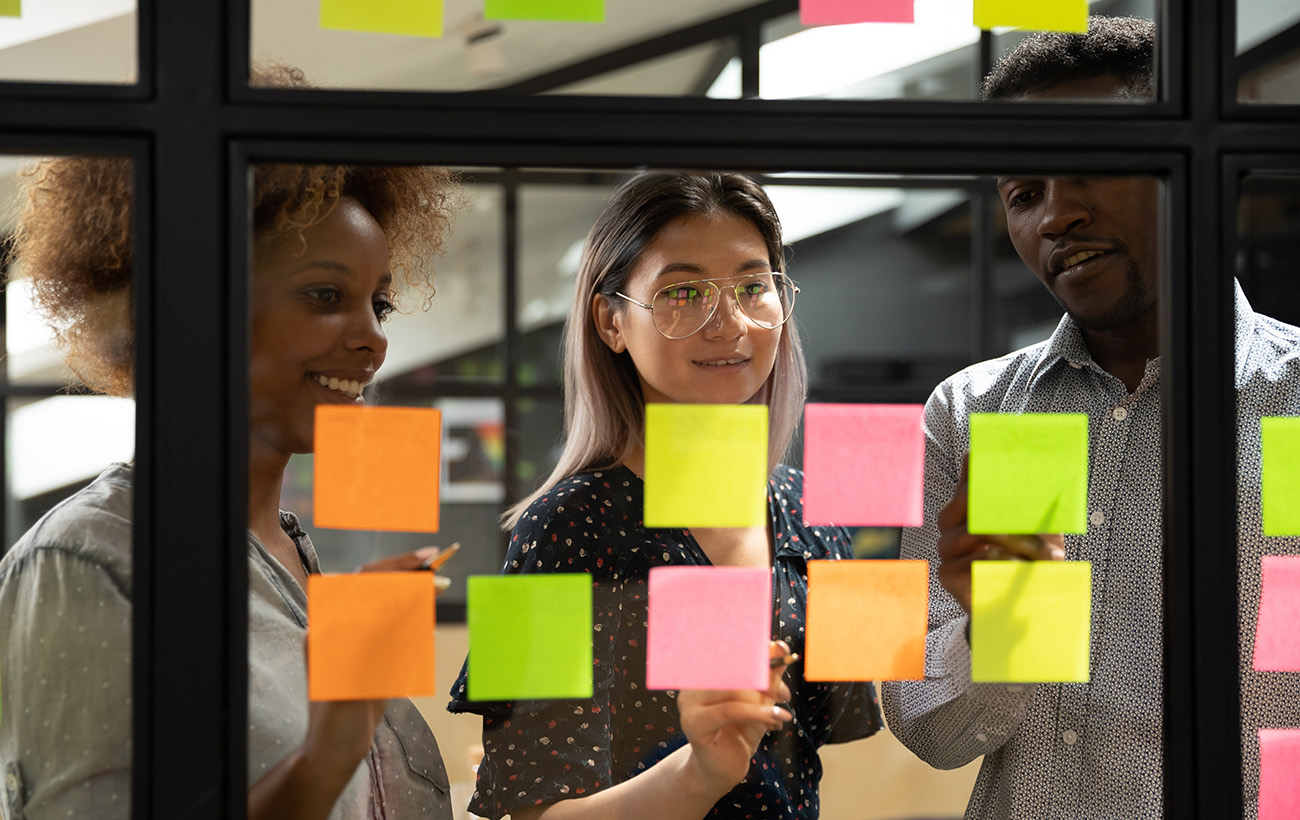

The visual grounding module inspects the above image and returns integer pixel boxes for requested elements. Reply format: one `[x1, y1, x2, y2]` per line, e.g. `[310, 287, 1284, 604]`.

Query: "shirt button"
[1090, 510, 1105, 527]
[1068, 361, 1083, 369]
[975, 732, 988, 743]
[1062, 729, 1078, 745]
[1112, 407, 1129, 421]
[5, 771, 16, 791]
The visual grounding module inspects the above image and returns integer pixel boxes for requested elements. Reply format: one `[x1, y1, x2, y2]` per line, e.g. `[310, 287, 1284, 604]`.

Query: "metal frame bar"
[0, 0, 1282, 815]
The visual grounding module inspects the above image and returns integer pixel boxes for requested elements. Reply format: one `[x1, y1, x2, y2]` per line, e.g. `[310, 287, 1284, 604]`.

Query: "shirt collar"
[1026, 312, 1095, 389]
[1233, 278, 1259, 388]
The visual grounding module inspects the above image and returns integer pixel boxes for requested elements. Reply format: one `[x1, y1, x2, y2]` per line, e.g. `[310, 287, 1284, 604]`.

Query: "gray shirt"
[882, 282, 1300, 819]
[1, 463, 452, 820]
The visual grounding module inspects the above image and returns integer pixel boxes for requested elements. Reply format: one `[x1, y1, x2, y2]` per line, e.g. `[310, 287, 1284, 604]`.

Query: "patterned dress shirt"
[882, 281, 1300, 819]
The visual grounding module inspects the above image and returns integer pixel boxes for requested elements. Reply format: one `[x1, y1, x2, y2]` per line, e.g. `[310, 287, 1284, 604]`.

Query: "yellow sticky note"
[804, 559, 928, 681]
[971, 561, 1090, 682]
[314, 405, 441, 532]
[974, 0, 1087, 33]
[0, 0, 19, 17]
[320, 0, 443, 38]
[644, 404, 768, 528]
[307, 573, 436, 700]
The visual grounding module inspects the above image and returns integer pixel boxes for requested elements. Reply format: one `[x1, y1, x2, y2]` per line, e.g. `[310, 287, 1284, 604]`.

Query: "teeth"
[1063, 249, 1105, 269]
[699, 359, 745, 366]
[316, 375, 364, 399]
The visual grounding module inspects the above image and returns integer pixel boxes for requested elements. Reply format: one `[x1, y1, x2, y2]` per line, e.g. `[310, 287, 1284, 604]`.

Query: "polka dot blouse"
[448, 465, 882, 819]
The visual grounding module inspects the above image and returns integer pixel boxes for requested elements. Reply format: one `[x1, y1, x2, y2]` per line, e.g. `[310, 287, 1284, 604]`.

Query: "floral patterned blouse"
[448, 464, 882, 819]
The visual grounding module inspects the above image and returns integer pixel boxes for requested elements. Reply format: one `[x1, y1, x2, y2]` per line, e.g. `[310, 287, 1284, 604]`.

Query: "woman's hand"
[937, 455, 1066, 614]
[677, 641, 793, 794]
[356, 545, 453, 594]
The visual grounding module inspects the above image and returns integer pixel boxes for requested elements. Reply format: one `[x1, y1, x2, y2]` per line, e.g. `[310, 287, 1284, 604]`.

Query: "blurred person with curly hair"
[0, 153, 463, 820]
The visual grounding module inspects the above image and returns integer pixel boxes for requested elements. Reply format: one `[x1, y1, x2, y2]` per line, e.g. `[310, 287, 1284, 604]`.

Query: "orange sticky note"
[307, 573, 436, 701]
[804, 559, 928, 681]
[314, 405, 441, 532]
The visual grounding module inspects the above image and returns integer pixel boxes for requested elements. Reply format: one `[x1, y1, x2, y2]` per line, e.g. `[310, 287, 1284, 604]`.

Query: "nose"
[347, 304, 389, 363]
[1038, 179, 1091, 239]
[701, 285, 747, 340]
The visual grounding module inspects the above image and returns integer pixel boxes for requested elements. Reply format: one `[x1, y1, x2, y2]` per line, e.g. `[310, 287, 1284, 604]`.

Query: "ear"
[592, 293, 627, 353]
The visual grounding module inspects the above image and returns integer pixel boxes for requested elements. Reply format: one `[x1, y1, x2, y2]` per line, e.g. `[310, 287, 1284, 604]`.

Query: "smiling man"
[881, 16, 1300, 820]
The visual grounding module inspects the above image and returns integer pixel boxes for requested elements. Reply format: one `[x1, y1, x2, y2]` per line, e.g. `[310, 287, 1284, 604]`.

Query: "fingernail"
[415, 546, 440, 559]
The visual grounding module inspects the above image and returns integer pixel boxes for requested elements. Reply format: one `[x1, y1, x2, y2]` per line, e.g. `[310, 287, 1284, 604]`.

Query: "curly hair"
[982, 16, 1156, 101]
[4, 157, 460, 397]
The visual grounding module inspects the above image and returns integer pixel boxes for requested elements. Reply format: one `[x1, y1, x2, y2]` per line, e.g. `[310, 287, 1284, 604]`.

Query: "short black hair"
[982, 15, 1155, 101]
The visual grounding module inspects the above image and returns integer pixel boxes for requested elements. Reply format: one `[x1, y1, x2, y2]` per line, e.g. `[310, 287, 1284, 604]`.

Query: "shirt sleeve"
[0, 547, 132, 820]
[880, 386, 1035, 770]
[447, 498, 622, 820]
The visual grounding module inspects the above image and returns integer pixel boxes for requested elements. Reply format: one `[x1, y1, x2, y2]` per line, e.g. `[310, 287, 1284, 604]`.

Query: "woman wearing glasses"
[449, 170, 881, 819]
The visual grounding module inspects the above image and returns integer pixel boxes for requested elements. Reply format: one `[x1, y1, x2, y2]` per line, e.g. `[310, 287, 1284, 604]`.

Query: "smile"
[694, 358, 748, 367]
[314, 374, 366, 399]
[1061, 249, 1106, 270]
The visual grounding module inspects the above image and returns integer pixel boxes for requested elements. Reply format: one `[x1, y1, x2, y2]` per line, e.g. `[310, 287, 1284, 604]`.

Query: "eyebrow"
[653, 258, 773, 279]
[290, 260, 393, 286]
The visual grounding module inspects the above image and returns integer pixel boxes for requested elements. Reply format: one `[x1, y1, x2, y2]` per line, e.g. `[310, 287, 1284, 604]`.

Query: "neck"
[248, 444, 291, 541]
[621, 447, 645, 478]
[1080, 308, 1160, 393]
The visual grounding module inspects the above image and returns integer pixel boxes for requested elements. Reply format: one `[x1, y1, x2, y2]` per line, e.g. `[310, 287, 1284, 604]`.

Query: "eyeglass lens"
[651, 274, 794, 338]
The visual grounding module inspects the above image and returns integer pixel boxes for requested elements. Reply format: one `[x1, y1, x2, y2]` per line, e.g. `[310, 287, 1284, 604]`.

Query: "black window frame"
[0, 0, 1280, 816]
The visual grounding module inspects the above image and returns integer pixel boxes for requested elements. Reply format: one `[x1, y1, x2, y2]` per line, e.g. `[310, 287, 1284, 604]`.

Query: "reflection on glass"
[0, 155, 135, 816]
[0, 2, 137, 84]
[1237, 0, 1300, 104]
[1236, 174, 1300, 815]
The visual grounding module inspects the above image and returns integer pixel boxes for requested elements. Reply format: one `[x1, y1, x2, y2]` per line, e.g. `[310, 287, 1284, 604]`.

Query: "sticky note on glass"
[644, 404, 768, 528]
[800, 0, 913, 25]
[1260, 728, 1300, 820]
[0, 0, 19, 18]
[973, 0, 1086, 33]
[646, 566, 771, 690]
[968, 413, 1088, 535]
[320, 0, 443, 37]
[307, 573, 436, 700]
[1261, 417, 1300, 535]
[314, 405, 441, 532]
[484, 0, 603, 22]
[804, 403, 924, 526]
[971, 560, 1090, 682]
[1253, 556, 1300, 671]
[467, 574, 593, 700]
[805, 559, 927, 681]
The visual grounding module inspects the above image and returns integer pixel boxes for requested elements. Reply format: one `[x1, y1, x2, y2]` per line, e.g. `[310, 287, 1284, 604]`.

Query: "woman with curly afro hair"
[0, 151, 464, 820]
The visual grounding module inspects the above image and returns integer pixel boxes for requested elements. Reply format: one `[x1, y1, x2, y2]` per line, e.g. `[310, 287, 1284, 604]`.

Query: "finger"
[357, 547, 439, 574]
[693, 699, 791, 733]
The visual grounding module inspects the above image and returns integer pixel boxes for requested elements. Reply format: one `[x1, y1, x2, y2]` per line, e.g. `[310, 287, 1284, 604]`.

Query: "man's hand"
[937, 456, 1065, 613]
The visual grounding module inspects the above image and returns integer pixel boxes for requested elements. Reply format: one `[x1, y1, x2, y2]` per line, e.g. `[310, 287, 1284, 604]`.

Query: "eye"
[305, 286, 342, 305]
[1007, 189, 1041, 208]
[373, 296, 396, 321]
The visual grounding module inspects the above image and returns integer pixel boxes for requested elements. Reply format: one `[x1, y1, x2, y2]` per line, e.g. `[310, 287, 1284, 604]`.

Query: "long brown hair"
[504, 170, 807, 529]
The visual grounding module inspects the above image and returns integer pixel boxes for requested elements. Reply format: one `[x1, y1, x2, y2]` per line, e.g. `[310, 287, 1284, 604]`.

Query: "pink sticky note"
[646, 566, 771, 691]
[801, 0, 913, 24]
[1253, 556, 1300, 671]
[1260, 729, 1300, 819]
[803, 403, 924, 526]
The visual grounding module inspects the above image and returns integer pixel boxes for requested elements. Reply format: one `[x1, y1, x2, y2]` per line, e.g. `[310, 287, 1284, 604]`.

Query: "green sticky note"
[0, 0, 19, 17]
[484, 0, 604, 22]
[968, 413, 1088, 535]
[467, 574, 593, 700]
[320, 0, 443, 37]
[644, 403, 768, 528]
[973, 0, 1087, 33]
[1262, 417, 1300, 535]
[971, 561, 1091, 682]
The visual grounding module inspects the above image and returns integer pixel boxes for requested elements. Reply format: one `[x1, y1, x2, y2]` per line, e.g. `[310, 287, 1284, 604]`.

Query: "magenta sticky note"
[1253, 556, 1300, 671]
[1260, 728, 1300, 819]
[803, 403, 924, 526]
[646, 566, 772, 691]
[800, 0, 913, 24]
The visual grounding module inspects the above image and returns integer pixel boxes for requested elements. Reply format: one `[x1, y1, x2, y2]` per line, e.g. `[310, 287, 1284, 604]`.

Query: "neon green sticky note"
[484, 0, 603, 22]
[320, 0, 443, 37]
[467, 574, 593, 700]
[968, 413, 1088, 535]
[971, 560, 1090, 682]
[644, 404, 768, 528]
[0, 0, 20, 18]
[973, 0, 1086, 33]
[1262, 417, 1300, 535]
